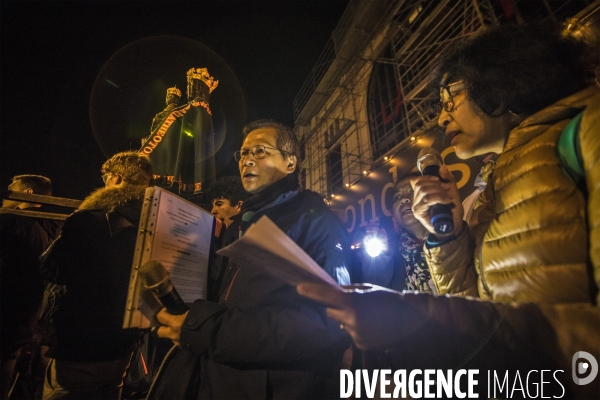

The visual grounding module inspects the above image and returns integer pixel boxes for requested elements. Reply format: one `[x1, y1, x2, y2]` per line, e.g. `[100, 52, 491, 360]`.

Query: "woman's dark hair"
[433, 24, 595, 116]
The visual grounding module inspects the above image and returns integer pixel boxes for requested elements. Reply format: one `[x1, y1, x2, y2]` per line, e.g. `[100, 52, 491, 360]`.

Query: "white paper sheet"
[217, 215, 341, 288]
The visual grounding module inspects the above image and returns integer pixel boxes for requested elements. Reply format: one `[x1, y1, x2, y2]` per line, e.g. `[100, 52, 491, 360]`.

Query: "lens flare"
[364, 236, 384, 257]
[89, 35, 245, 173]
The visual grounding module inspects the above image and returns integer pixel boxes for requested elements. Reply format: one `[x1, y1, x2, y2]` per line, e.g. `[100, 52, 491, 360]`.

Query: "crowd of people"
[1, 22, 598, 399]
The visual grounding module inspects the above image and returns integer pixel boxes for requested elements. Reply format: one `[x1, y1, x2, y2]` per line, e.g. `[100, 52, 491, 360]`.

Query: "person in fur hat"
[40, 151, 152, 400]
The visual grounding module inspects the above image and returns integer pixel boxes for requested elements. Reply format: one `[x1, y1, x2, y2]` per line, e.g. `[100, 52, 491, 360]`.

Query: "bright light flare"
[364, 236, 384, 257]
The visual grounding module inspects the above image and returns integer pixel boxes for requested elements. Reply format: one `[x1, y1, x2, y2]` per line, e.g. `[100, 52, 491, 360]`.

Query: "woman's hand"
[297, 283, 414, 350]
[410, 165, 464, 238]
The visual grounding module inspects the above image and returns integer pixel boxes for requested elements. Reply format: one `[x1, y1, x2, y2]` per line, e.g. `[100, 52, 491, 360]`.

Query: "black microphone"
[139, 260, 189, 315]
[416, 147, 454, 234]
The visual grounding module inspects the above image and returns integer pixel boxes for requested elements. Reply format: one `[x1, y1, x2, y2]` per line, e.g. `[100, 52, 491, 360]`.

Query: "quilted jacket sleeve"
[400, 89, 600, 399]
[385, 292, 599, 399]
[423, 225, 479, 297]
[581, 89, 600, 305]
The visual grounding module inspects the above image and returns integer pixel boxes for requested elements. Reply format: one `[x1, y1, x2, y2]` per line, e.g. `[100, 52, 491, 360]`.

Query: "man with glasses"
[40, 151, 152, 400]
[152, 119, 353, 399]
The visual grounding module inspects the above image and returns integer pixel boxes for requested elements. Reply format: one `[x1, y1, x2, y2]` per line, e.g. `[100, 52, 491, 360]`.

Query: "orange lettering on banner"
[138, 101, 211, 157]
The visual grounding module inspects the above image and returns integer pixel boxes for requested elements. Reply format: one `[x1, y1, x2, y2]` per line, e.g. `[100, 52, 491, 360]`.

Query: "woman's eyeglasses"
[233, 145, 285, 162]
[438, 80, 465, 113]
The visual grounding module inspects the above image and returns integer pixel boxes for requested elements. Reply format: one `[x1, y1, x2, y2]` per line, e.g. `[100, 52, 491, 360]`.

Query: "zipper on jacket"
[224, 268, 240, 301]
[477, 169, 494, 298]
[106, 213, 112, 236]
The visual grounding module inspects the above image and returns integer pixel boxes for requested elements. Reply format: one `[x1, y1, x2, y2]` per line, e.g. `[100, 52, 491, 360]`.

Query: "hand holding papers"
[216, 215, 342, 289]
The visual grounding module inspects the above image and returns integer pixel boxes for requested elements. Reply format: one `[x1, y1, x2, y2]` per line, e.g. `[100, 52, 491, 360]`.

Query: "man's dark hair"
[432, 24, 595, 117]
[396, 170, 421, 185]
[13, 175, 52, 195]
[205, 175, 250, 204]
[101, 151, 153, 186]
[242, 119, 300, 161]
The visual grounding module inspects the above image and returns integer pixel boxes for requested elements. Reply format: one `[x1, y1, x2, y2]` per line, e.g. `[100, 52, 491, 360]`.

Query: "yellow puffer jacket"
[426, 85, 600, 305]
[416, 86, 599, 398]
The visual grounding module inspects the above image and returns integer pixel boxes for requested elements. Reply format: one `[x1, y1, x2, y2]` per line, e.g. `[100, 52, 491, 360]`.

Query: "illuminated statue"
[141, 69, 218, 194]
[150, 86, 182, 134]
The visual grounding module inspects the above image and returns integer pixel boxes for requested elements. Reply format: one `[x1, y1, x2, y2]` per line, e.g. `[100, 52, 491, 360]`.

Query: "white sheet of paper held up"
[216, 215, 341, 288]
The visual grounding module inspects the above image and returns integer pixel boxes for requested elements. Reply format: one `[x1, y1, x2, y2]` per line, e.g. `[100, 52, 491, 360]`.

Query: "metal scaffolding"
[294, 0, 597, 199]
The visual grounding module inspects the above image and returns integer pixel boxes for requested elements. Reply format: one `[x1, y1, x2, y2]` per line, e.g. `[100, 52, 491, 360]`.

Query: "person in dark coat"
[359, 172, 435, 293]
[203, 175, 250, 301]
[205, 175, 249, 230]
[1, 175, 62, 400]
[40, 151, 152, 400]
[151, 120, 352, 399]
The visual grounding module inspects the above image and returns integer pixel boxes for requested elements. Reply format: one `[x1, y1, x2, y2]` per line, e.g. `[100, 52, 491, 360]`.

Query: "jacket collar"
[77, 185, 147, 213]
[504, 86, 599, 152]
[241, 173, 300, 215]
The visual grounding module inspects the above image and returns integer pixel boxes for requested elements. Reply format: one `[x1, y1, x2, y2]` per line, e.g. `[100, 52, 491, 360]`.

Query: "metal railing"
[0, 191, 81, 220]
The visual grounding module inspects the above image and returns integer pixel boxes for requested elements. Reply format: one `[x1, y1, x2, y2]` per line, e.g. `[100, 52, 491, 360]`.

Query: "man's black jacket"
[41, 185, 145, 362]
[0, 209, 62, 355]
[149, 189, 353, 399]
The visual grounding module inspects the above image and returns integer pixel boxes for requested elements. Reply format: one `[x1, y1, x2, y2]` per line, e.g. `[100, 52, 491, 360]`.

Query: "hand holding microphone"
[413, 147, 463, 236]
[139, 260, 189, 343]
[139, 260, 189, 315]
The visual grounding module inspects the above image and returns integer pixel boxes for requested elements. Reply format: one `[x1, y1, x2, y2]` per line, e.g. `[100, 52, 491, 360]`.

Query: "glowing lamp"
[364, 236, 384, 257]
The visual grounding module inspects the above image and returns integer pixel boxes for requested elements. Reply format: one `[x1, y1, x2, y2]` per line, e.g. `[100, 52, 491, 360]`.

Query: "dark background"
[0, 0, 348, 200]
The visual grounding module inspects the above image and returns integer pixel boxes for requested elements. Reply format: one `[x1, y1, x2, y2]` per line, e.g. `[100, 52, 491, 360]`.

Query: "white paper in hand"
[216, 216, 341, 288]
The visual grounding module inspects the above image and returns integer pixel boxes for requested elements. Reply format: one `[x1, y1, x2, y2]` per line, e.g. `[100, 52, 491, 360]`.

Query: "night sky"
[0, 0, 348, 200]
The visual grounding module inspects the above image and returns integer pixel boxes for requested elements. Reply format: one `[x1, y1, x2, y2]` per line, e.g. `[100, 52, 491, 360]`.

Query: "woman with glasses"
[297, 24, 599, 398]
[417, 24, 598, 300]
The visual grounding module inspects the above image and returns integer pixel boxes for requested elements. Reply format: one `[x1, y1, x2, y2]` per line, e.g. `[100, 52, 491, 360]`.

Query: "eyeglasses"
[438, 80, 465, 113]
[101, 173, 113, 183]
[233, 145, 285, 162]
